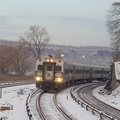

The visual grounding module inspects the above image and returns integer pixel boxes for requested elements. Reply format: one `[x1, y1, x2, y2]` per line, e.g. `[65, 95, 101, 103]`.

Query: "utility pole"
[0, 86, 2, 98]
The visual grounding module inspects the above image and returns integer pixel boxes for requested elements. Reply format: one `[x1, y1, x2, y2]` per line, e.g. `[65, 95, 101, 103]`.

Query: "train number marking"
[47, 73, 50, 78]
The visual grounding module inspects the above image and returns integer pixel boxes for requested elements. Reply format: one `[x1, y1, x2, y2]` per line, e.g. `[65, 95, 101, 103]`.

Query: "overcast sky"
[0, 0, 118, 46]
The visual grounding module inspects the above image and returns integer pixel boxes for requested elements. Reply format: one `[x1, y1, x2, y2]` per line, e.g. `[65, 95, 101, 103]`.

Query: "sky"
[0, 0, 118, 46]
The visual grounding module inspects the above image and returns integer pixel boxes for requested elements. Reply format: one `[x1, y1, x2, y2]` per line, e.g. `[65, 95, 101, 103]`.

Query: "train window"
[47, 66, 53, 71]
[84, 70, 90, 73]
[38, 65, 43, 70]
[95, 71, 102, 74]
[75, 69, 83, 74]
[56, 66, 61, 71]
[64, 69, 69, 74]
[70, 69, 73, 73]
[103, 71, 110, 74]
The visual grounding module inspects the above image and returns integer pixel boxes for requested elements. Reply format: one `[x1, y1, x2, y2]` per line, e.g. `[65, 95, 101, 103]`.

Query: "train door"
[102, 68, 104, 78]
[90, 68, 93, 80]
[43, 63, 55, 81]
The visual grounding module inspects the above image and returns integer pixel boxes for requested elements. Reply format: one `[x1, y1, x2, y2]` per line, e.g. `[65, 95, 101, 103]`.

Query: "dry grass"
[0, 74, 35, 82]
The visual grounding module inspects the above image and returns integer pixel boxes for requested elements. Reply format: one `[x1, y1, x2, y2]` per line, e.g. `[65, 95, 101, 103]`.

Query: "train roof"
[36, 58, 110, 69]
[36, 57, 64, 64]
[37, 57, 63, 61]
[73, 63, 110, 69]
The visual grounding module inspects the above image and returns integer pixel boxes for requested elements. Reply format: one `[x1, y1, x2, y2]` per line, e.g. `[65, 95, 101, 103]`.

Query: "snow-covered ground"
[93, 85, 120, 110]
[57, 87, 99, 120]
[0, 84, 120, 120]
[0, 84, 36, 120]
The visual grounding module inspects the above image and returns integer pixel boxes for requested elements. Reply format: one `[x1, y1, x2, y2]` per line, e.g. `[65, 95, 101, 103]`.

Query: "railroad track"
[36, 92, 47, 120]
[0, 80, 71, 120]
[26, 88, 43, 120]
[28, 83, 101, 120]
[53, 92, 72, 120]
[35, 91, 72, 120]
[71, 83, 120, 120]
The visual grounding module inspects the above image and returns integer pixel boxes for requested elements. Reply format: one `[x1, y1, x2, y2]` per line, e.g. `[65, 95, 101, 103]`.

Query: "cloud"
[0, 15, 92, 23]
[0, 15, 31, 21]
[42, 15, 92, 22]
[0, 16, 10, 23]
[0, 15, 108, 46]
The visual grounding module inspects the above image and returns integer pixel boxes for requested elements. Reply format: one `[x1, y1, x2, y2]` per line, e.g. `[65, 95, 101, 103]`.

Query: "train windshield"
[47, 66, 53, 71]
[38, 65, 43, 70]
[56, 66, 62, 71]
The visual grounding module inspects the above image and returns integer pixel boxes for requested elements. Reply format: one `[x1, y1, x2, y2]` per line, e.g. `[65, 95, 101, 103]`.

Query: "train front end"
[35, 58, 64, 91]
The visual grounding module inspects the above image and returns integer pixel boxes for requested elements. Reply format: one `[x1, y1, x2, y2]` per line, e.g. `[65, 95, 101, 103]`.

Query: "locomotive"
[35, 57, 110, 91]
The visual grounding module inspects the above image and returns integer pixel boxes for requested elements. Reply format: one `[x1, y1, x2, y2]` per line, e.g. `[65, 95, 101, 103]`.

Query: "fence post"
[0, 87, 2, 98]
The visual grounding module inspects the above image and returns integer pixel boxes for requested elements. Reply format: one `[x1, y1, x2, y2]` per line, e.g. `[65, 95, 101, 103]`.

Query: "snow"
[40, 93, 66, 120]
[57, 87, 99, 120]
[0, 84, 120, 120]
[93, 85, 120, 110]
[0, 84, 36, 120]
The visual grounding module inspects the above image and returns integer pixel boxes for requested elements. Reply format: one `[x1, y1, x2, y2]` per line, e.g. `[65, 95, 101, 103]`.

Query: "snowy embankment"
[0, 84, 36, 120]
[0, 84, 120, 120]
[92, 85, 120, 110]
[57, 87, 99, 120]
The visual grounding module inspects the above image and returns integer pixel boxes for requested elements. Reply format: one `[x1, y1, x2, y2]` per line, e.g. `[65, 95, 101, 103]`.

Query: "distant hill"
[44, 44, 112, 67]
[0, 39, 112, 67]
[0, 39, 18, 44]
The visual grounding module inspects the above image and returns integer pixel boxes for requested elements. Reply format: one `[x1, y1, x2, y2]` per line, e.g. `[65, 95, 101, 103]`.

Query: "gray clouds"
[0, 0, 117, 46]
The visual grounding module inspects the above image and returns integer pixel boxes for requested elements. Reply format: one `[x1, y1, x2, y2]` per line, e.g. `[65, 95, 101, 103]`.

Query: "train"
[35, 57, 110, 91]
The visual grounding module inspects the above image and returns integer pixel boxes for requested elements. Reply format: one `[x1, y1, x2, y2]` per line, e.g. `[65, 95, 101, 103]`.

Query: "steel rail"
[81, 85, 120, 119]
[26, 88, 42, 120]
[53, 93, 72, 120]
[36, 92, 48, 120]
[71, 83, 119, 120]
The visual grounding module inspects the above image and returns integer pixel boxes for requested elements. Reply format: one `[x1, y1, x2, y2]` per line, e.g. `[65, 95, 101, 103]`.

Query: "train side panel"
[92, 67, 103, 80]
[35, 57, 110, 91]
[83, 66, 91, 80]
[63, 63, 75, 86]
[74, 65, 84, 80]
[103, 68, 110, 80]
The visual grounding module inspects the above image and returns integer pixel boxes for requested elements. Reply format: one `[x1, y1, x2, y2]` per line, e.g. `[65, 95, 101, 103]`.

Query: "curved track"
[74, 83, 120, 120]
[53, 93, 72, 120]
[36, 92, 72, 120]
[36, 92, 48, 120]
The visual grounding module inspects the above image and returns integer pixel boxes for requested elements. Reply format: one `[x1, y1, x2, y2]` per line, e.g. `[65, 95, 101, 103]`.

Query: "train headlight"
[46, 59, 53, 62]
[47, 59, 50, 62]
[35, 76, 42, 81]
[50, 59, 53, 62]
[55, 77, 63, 83]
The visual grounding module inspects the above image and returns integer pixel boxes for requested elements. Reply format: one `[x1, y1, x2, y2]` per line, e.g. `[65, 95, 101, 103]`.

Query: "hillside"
[44, 44, 112, 67]
[0, 39, 112, 67]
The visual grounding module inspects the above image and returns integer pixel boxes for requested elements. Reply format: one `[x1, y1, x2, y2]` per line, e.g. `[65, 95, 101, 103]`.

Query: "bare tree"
[0, 44, 11, 74]
[19, 25, 50, 59]
[8, 43, 33, 75]
[106, 2, 120, 61]
[0, 41, 33, 75]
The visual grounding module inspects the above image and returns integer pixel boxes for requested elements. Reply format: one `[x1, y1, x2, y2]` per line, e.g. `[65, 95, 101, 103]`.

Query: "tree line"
[0, 25, 50, 75]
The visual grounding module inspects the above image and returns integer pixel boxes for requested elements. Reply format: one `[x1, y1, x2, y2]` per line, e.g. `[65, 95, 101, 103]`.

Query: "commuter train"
[35, 57, 110, 91]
